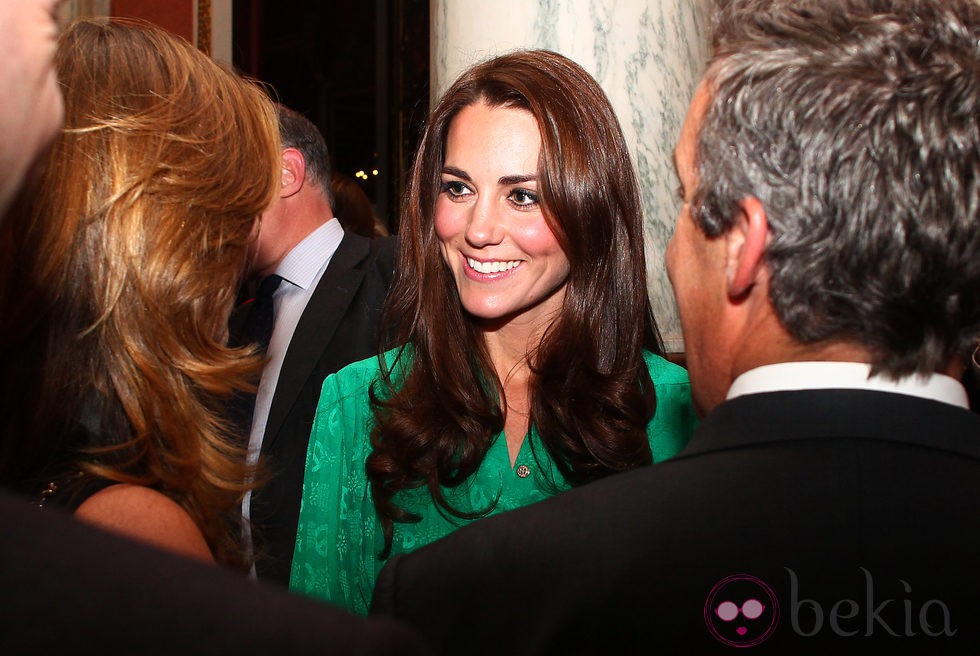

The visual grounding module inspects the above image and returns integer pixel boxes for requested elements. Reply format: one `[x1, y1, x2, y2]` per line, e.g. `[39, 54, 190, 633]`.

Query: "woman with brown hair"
[0, 18, 281, 569]
[290, 49, 697, 612]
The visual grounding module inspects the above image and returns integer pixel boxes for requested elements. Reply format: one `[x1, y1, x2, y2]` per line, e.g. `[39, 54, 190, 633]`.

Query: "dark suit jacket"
[372, 389, 980, 654]
[964, 363, 979, 411]
[241, 232, 396, 585]
[0, 489, 429, 655]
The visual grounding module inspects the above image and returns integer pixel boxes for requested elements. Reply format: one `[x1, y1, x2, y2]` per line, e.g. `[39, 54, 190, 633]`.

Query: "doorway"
[232, 0, 430, 233]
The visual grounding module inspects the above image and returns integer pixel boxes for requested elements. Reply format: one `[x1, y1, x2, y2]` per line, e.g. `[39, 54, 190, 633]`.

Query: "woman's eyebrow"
[441, 166, 471, 181]
[499, 173, 537, 186]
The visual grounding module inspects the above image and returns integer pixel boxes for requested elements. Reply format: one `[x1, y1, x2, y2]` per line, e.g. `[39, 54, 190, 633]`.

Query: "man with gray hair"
[370, 0, 980, 651]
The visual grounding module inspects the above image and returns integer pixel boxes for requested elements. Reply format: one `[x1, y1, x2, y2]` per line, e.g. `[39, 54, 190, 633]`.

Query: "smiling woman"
[289, 49, 698, 614]
[436, 102, 569, 348]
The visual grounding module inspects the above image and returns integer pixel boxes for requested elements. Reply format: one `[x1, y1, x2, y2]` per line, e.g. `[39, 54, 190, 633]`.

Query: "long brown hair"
[367, 49, 662, 554]
[0, 19, 281, 568]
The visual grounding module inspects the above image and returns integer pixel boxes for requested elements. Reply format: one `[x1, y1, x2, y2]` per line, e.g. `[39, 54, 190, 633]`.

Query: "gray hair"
[696, 0, 980, 376]
[276, 103, 334, 205]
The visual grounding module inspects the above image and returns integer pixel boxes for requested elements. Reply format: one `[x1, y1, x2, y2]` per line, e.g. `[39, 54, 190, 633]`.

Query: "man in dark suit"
[370, 0, 980, 652]
[0, 7, 426, 654]
[237, 104, 396, 585]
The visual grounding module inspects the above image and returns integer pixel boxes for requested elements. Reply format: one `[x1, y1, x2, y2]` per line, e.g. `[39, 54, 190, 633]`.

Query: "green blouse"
[289, 349, 697, 614]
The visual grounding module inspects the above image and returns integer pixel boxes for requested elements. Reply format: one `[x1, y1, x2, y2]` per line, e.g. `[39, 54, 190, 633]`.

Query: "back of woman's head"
[48, 19, 280, 345]
[0, 18, 281, 567]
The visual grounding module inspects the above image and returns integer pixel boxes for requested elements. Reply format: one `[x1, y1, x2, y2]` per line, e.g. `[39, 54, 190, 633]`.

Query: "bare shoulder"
[75, 484, 214, 563]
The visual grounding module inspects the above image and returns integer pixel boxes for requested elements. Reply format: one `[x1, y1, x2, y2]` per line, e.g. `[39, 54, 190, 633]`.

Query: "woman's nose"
[464, 198, 503, 247]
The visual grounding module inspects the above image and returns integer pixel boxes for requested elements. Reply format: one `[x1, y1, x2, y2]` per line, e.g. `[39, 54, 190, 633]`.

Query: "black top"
[39, 471, 116, 512]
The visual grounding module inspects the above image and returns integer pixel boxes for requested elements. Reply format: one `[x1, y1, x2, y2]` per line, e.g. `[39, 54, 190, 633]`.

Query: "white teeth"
[466, 257, 521, 274]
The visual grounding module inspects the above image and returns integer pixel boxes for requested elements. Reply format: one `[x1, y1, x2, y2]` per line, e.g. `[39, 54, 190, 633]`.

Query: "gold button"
[515, 464, 530, 478]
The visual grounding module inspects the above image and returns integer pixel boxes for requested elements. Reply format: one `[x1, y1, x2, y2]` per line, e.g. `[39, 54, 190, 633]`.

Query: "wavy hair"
[0, 18, 281, 568]
[696, 0, 980, 377]
[367, 49, 663, 554]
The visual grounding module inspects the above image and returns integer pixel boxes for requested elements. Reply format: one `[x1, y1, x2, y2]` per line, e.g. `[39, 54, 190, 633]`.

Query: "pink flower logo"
[704, 574, 780, 647]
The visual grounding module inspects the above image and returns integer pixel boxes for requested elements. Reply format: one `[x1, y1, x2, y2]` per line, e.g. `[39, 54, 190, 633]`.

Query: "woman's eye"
[509, 189, 539, 208]
[441, 180, 472, 199]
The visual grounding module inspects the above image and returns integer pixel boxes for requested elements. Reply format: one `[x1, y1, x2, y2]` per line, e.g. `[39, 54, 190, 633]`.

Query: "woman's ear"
[726, 196, 770, 298]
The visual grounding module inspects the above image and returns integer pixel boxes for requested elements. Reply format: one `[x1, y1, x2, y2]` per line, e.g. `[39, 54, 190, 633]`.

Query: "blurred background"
[60, 0, 430, 237]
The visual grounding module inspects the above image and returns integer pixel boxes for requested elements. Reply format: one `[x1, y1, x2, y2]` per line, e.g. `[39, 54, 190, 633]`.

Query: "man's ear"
[726, 196, 769, 298]
[279, 147, 306, 198]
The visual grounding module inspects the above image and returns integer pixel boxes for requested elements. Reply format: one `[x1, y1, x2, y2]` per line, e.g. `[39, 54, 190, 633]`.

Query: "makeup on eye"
[508, 188, 539, 209]
[440, 179, 473, 199]
[439, 169, 540, 210]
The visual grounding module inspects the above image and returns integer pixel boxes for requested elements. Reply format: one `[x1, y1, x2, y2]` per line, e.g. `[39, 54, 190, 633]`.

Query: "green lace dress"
[289, 349, 697, 614]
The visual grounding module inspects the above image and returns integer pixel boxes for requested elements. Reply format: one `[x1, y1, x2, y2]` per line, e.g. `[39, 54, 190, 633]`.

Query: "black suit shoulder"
[332, 232, 397, 278]
[0, 490, 430, 655]
[372, 392, 980, 654]
[364, 233, 397, 273]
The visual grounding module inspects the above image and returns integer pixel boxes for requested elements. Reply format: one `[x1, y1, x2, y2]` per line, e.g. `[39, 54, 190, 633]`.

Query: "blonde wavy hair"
[0, 18, 280, 568]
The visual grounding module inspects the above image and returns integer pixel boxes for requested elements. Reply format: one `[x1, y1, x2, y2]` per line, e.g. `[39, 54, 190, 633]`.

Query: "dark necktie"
[229, 274, 283, 437]
[239, 274, 284, 353]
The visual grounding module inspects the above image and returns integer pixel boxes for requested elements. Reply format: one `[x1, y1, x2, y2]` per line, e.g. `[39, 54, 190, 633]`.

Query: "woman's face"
[434, 101, 570, 330]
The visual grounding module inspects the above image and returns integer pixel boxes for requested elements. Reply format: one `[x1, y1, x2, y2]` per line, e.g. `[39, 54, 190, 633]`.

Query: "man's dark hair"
[276, 104, 334, 205]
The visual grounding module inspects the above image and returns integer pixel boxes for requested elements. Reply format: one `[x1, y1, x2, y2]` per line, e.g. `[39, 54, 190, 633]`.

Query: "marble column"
[431, 0, 710, 352]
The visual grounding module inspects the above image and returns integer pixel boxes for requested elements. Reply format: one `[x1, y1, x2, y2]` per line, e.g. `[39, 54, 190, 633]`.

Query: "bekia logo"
[704, 574, 780, 647]
[705, 568, 957, 647]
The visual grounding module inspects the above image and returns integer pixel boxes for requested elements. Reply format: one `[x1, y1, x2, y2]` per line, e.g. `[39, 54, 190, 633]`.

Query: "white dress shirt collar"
[275, 218, 344, 291]
[727, 361, 968, 409]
